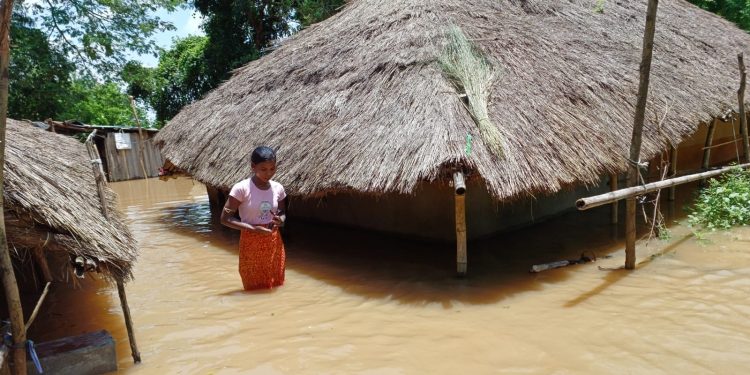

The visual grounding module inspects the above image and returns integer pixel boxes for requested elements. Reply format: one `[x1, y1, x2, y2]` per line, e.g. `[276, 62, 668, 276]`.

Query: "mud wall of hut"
[204, 117, 747, 241]
[104, 132, 164, 182]
[287, 180, 607, 242]
[289, 117, 747, 241]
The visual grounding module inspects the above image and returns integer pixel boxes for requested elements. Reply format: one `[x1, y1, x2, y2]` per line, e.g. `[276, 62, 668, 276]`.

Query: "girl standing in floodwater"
[221, 146, 287, 290]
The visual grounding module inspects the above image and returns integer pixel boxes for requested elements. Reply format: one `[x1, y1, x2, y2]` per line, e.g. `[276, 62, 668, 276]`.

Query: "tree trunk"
[626, 0, 660, 270]
[0, 2, 28, 373]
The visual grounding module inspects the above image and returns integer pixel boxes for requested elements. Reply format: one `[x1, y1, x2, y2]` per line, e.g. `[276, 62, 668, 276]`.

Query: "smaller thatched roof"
[3, 119, 138, 282]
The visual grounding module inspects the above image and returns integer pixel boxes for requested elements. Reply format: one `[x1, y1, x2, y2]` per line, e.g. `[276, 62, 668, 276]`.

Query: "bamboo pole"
[701, 119, 717, 169]
[0, 2, 27, 373]
[625, 0, 659, 270]
[700, 120, 717, 186]
[85, 132, 141, 363]
[116, 280, 141, 363]
[609, 173, 618, 224]
[453, 172, 467, 276]
[668, 145, 677, 201]
[129, 96, 149, 179]
[739, 53, 750, 163]
[24, 282, 50, 332]
[32, 247, 53, 283]
[577, 162, 750, 210]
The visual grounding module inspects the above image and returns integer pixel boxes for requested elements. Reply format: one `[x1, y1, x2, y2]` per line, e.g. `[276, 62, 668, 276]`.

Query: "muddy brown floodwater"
[31, 177, 750, 374]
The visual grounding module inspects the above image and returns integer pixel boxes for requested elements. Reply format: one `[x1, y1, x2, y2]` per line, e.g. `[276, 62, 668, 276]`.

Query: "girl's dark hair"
[251, 146, 277, 164]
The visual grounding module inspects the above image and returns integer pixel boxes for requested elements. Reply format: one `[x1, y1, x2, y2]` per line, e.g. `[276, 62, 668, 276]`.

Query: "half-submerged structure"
[3, 119, 140, 365]
[156, 0, 750, 273]
[31, 119, 163, 182]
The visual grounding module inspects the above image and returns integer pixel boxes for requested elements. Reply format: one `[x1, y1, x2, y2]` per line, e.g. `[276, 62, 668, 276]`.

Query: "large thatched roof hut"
[4, 119, 137, 282]
[156, 0, 750, 270]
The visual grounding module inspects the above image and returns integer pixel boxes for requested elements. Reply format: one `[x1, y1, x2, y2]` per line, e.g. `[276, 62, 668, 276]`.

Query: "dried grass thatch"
[157, 0, 750, 200]
[4, 119, 137, 282]
[439, 25, 503, 158]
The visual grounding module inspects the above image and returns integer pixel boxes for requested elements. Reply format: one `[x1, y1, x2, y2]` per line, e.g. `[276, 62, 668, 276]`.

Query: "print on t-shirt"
[259, 201, 272, 221]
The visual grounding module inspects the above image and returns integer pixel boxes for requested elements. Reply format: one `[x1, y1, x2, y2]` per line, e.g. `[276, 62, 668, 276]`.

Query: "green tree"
[688, 0, 750, 31]
[21, 0, 183, 77]
[193, 0, 297, 85]
[8, 11, 75, 120]
[121, 1, 348, 126]
[123, 35, 211, 125]
[57, 78, 149, 125]
[296, 0, 345, 27]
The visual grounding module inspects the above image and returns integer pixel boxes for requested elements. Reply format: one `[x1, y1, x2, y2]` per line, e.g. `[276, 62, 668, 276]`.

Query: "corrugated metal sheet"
[104, 132, 164, 182]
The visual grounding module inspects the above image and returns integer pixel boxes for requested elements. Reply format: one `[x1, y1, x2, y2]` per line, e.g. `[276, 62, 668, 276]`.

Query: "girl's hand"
[271, 214, 285, 228]
[249, 225, 273, 234]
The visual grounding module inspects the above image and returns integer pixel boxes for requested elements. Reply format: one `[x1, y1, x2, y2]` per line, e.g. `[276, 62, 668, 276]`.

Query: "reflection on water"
[32, 177, 750, 374]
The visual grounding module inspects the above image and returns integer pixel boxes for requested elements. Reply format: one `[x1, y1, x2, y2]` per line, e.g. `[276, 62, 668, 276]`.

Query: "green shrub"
[688, 167, 750, 230]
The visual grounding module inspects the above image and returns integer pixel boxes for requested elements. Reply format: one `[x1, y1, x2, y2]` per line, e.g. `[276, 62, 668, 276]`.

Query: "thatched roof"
[4, 119, 137, 281]
[156, 0, 750, 200]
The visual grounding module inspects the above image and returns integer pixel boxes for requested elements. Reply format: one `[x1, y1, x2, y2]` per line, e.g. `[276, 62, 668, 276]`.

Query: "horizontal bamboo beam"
[577, 163, 750, 211]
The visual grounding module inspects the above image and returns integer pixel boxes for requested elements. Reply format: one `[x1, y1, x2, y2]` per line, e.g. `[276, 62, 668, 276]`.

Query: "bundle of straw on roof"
[440, 25, 504, 158]
[3, 119, 137, 282]
[157, 0, 750, 201]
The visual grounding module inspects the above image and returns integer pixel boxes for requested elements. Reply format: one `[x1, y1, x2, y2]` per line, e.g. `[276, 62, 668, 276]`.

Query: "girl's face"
[252, 160, 277, 182]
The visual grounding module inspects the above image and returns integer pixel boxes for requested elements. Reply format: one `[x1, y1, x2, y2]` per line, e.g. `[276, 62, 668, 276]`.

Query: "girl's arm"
[221, 196, 272, 234]
[272, 197, 287, 228]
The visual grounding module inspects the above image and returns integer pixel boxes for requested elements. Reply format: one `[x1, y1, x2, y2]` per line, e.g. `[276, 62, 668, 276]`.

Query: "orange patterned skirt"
[238, 228, 285, 290]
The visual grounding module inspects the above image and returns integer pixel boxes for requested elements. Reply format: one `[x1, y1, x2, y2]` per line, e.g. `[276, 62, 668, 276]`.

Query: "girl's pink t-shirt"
[229, 178, 286, 225]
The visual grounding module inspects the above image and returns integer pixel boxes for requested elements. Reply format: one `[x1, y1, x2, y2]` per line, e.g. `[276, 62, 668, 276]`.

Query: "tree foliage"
[123, 36, 211, 125]
[296, 0, 345, 27]
[8, 11, 75, 120]
[192, 0, 297, 88]
[21, 0, 182, 77]
[125, 0, 345, 125]
[688, 0, 750, 31]
[688, 167, 750, 230]
[57, 78, 149, 125]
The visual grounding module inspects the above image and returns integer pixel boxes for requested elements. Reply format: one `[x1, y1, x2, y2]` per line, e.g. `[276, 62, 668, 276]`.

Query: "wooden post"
[609, 173, 618, 224]
[453, 172, 467, 276]
[702, 120, 717, 171]
[85, 132, 141, 363]
[668, 145, 677, 201]
[626, 0, 659, 270]
[739, 54, 750, 163]
[32, 247, 53, 283]
[129, 96, 149, 179]
[24, 282, 50, 332]
[700, 119, 717, 186]
[117, 280, 141, 363]
[0, 2, 28, 373]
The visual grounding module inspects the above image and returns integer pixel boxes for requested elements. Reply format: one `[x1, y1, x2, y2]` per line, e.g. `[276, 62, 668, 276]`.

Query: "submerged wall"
[289, 180, 609, 241]
[208, 116, 747, 241]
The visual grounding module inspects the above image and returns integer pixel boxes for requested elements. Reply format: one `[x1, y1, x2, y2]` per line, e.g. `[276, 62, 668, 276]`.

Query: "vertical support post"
[668, 145, 678, 201]
[739, 53, 749, 163]
[117, 280, 141, 363]
[700, 120, 717, 186]
[85, 132, 141, 363]
[626, 0, 659, 270]
[609, 173, 618, 224]
[129, 96, 149, 179]
[702, 119, 717, 170]
[32, 247, 53, 283]
[453, 172, 467, 276]
[0, 1, 28, 373]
